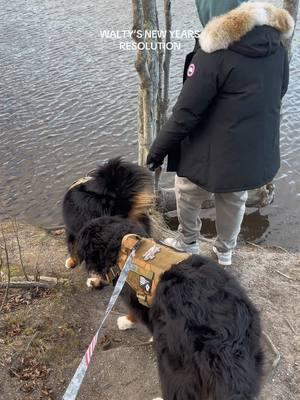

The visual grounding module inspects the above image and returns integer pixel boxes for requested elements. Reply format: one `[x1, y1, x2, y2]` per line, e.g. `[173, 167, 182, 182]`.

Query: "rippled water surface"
[0, 0, 299, 250]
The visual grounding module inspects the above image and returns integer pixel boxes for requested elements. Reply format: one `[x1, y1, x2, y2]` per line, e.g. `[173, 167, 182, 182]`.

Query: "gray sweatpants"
[175, 176, 248, 252]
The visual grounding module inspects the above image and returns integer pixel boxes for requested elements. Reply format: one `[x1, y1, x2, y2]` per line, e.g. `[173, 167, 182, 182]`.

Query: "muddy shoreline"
[0, 222, 299, 400]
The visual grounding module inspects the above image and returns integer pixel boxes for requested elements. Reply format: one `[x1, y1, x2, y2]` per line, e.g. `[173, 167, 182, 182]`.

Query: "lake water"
[0, 0, 299, 250]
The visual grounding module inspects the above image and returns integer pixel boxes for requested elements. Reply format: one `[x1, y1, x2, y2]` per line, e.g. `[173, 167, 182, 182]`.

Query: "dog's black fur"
[78, 216, 264, 400]
[62, 158, 153, 265]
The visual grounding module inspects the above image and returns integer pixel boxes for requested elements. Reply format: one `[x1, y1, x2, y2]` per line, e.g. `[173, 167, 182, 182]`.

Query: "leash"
[62, 243, 140, 400]
[154, 166, 162, 194]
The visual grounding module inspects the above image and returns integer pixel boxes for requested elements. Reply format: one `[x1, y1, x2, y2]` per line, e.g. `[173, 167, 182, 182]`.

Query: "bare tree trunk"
[132, 0, 151, 166]
[157, 1, 172, 131]
[132, 0, 160, 166]
[283, 0, 299, 24]
[133, 0, 172, 165]
[162, 0, 172, 127]
[283, 0, 299, 56]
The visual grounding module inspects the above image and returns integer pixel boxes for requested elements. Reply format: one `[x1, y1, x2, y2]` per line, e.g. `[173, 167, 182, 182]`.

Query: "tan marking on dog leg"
[126, 311, 138, 324]
[65, 257, 78, 269]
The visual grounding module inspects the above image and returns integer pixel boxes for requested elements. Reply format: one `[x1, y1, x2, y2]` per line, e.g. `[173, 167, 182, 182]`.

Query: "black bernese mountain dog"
[78, 215, 264, 400]
[62, 158, 153, 276]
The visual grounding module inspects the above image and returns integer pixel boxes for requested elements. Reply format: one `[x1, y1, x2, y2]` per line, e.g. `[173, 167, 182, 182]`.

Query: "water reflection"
[0, 0, 299, 251]
[165, 208, 270, 244]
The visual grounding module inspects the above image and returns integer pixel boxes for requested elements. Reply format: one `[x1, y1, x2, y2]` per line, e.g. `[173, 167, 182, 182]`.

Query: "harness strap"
[117, 234, 190, 307]
[68, 176, 94, 190]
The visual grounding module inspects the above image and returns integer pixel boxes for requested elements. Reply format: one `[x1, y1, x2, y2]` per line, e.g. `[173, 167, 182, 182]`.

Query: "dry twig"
[275, 270, 295, 281]
[42, 224, 65, 232]
[268, 245, 290, 253]
[284, 318, 296, 334]
[11, 218, 29, 281]
[262, 331, 281, 371]
[246, 241, 265, 251]
[33, 241, 45, 281]
[25, 332, 39, 352]
[0, 228, 10, 312]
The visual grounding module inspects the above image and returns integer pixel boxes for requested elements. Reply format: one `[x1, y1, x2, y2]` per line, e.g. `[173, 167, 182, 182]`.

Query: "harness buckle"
[136, 291, 149, 307]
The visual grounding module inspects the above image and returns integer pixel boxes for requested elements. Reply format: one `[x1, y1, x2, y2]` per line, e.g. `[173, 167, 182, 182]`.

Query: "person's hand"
[146, 153, 163, 171]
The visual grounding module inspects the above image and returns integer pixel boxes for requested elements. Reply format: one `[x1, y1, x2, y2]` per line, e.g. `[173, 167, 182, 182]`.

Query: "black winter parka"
[148, 3, 292, 193]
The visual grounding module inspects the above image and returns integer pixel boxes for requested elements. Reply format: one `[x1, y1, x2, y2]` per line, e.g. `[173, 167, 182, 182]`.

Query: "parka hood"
[195, 0, 247, 27]
[199, 2, 294, 54]
[230, 25, 281, 57]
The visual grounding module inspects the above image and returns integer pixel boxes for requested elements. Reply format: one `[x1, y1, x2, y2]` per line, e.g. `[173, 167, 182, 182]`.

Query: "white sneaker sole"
[163, 238, 200, 255]
[212, 246, 232, 266]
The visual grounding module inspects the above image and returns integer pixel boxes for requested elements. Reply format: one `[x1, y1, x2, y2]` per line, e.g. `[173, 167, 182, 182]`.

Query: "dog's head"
[78, 216, 147, 277]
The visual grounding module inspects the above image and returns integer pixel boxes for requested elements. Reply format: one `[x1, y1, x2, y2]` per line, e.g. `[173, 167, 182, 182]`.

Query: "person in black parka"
[146, 1, 294, 265]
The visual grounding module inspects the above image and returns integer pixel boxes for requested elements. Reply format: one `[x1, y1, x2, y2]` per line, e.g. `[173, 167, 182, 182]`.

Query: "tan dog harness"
[108, 234, 190, 307]
[68, 176, 94, 190]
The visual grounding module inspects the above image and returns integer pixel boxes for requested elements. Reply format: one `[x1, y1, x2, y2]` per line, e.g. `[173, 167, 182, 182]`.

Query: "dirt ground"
[0, 221, 299, 400]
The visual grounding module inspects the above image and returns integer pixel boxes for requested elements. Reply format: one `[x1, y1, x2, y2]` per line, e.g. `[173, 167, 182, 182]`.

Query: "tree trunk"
[132, 0, 160, 166]
[283, 0, 299, 56]
[162, 0, 172, 128]
[133, 0, 172, 166]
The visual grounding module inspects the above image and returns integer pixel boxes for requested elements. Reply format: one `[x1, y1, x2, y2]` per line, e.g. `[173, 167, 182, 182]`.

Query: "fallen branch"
[41, 225, 65, 232]
[131, 341, 153, 348]
[0, 277, 58, 289]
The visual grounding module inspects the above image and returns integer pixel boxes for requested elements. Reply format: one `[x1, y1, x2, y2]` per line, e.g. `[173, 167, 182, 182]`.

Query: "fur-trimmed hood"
[199, 1, 295, 53]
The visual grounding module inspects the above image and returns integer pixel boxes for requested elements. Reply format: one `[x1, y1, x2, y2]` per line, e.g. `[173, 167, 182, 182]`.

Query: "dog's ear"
[77, 222, 107, 274]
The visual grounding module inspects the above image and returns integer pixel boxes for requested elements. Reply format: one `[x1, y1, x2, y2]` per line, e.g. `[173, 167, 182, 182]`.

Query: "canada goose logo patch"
[187, 63, 195, 77]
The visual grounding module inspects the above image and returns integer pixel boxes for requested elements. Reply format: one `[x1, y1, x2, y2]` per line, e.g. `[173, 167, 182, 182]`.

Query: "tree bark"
[283, 0, 299, 56]
[162, 0, 172, 127]
[133, 0, 172, 165]
[157, 1, 172, 131]
[132, 0, 160, 166]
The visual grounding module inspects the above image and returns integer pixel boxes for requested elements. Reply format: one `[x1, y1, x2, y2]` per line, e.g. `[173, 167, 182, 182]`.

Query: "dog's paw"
[117, 315, 135, 331]
[148, 336, 154, 343]
[152, 398, 163, 400]
[65, 257, 78, 269]
[86, 276, 101, 288]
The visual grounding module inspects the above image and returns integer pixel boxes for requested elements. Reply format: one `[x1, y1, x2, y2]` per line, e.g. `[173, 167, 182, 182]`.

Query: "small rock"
[99, 335, 112, 351]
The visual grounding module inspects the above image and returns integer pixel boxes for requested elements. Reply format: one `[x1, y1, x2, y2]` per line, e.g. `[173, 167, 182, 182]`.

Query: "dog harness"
[106, 234, 190, 307]
[68, 176, 94, 190]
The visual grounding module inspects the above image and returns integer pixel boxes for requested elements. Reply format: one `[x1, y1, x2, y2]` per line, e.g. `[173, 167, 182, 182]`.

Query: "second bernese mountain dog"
[77, 215, 264, 400]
